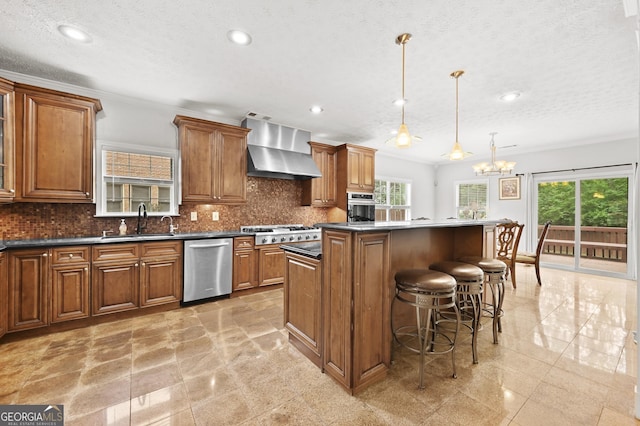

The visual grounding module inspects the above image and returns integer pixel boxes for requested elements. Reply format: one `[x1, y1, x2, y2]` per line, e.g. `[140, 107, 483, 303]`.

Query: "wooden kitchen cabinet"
[337, 144, 376, 193]
[174, 115, 250, 204]
[233, 237, 257, 291]
[0, 78, 15, 203]
[284, 251, 322, 368]
[7, 248, 49, 331]
[301, 142, 337, 207]
[51, 246, 90, 323]
[139, 241, 182, 307]
[92, 241, 181, 315]
[14, 84, 102, 203]
[322, 229, 390, 394]
[257, 246, 286, 287]
[0, 252, 7, 338]
[92, 244, 140, 315]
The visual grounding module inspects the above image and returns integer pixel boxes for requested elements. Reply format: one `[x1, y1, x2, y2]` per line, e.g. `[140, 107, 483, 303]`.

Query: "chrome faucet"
[136, 203, 147, 234]
[161, 215, 177, 234]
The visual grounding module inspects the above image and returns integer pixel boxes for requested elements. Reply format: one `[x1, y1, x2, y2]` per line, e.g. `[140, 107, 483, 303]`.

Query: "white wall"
[375, 153, 434, 219]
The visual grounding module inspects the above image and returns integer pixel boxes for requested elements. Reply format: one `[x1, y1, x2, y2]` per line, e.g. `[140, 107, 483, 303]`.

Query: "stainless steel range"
[240, 224, 321, 246]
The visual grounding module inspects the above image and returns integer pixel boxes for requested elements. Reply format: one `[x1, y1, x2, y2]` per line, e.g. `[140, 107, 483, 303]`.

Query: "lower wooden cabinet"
[257, 246, 285, 287]
[0, 252, 7, 338]
[92, 241, 182, 315]
[7, 248, 49, 331]
[233, 237, 257, 291]
[139, 241, 182, 307]
[284, 251, 322, 368]
[51, 246, 90, 323]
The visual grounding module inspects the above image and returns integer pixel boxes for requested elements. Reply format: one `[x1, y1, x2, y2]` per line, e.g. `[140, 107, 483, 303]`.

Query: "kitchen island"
[314, 219, 499, 394]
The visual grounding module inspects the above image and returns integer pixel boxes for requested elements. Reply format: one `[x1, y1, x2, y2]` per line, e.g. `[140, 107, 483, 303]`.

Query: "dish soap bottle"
[119, 219, 127, 235]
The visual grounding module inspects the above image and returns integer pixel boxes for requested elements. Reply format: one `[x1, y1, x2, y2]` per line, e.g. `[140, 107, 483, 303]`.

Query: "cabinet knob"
[135, 263, 139, 267]
[42, 253, 48, 257]
[84, 267, 88, 272]
[68, 254, 74, 258]
[85, 192, 90, 197]
[141, 262, 145, 267]
[9, 189, 15, 193]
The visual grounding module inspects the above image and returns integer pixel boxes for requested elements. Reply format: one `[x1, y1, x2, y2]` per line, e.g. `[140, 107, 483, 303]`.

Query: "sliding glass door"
[534, 169, 632, 278]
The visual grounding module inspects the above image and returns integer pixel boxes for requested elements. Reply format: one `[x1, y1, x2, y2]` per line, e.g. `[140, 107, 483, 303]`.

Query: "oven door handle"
[189, 242, 231, 249]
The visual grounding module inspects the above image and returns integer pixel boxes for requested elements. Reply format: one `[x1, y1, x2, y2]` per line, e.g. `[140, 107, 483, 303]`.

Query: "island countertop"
[315, 219, 505, 232]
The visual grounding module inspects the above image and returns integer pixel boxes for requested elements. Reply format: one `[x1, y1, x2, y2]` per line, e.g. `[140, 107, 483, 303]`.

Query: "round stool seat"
[429, 261, 484, 281]
[458, 256, 507, 273]
[395, 269, 456, 294]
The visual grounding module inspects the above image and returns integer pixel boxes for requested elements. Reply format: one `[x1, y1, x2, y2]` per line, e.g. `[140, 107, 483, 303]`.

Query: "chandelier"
[387, 33, 419, 149]
[446, 70, 472, 160]
[472, 132, 516, 175]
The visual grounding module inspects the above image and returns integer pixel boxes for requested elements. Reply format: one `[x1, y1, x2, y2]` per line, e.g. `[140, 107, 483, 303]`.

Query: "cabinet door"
[233, 250, 256, 291]
[0, 78, 15, 202]
[8, 249, 49, 331]
[302, 143, 337, 207]
[359, 149, 375, 192]
[15, 85, 101, 202]
[51, 264, 90, 323]
[284, 252, 322, 366]
[140, 241, 182, 307]
[215, 128, 247, 203]
[179, 122, 216, 202]
[346, 149, 363, 191]
[257, 246, 285, 286]
[0, 252, 7, 338]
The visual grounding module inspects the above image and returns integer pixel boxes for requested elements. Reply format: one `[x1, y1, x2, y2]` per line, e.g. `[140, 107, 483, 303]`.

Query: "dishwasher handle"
[189, 242, 231, 249]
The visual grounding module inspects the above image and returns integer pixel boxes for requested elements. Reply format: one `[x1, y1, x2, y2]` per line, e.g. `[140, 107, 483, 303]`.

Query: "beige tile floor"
[0, 264, 638, 425]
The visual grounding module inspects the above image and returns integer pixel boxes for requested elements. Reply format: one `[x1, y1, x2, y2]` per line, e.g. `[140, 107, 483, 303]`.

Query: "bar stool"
[391, 269, 460, 389]
[429, 261, 484, 364]
[458, 257, 507, 344]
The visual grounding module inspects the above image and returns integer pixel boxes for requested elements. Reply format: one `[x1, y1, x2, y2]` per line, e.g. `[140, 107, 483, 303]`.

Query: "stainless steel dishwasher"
[183, 238, 233, 302]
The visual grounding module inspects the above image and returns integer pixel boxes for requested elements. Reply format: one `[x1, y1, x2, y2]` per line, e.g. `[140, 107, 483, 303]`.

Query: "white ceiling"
[0, 0, 638, 164]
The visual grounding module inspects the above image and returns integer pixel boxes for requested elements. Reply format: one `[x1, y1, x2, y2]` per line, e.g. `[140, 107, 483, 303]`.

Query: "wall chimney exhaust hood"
[242, 117, 322, 180]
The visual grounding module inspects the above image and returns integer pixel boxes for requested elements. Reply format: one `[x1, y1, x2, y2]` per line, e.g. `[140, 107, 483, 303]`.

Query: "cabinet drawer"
[234, 237, 254, 250]
[140, 241, 182, 258]
[92, 244, 139, 262]
[52, 246, 90, 264]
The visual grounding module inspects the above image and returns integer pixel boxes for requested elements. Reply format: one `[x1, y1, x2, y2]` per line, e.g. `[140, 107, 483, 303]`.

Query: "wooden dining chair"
[515, 221, 552, 286]
[495, 222, 524, 288]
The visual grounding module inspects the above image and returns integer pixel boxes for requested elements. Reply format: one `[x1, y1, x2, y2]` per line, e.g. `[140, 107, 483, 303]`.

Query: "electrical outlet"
[190, 211, 197, 221]
[212, 211, 219, 221]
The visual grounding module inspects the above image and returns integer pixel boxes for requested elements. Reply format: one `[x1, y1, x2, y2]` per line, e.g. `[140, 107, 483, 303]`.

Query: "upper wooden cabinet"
[301, 142, 337, 207]
[173, 115, 250, 204]
[14, 84, 102, 203]
[0, 78, 15, 202]
[336, 144, 376, 193]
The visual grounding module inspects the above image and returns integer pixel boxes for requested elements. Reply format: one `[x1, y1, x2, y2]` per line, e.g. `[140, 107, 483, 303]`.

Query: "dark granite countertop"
[281, 241, 322, 260]
[314, 219, 504, 232]
[0, 231, 245, 251]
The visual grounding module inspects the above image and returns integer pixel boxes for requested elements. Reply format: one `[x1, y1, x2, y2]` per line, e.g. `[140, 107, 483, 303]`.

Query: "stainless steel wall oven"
[347, 192, 376, 222]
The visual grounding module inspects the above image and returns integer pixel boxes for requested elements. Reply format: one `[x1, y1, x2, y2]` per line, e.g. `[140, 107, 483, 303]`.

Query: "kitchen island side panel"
[322, 230, 352, 389]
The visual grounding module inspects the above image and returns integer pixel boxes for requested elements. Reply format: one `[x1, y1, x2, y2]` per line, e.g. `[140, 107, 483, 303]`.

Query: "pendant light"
[446, 70, 472, 160]
[472, 132, 516, 175]
[389, 33, 413, 149]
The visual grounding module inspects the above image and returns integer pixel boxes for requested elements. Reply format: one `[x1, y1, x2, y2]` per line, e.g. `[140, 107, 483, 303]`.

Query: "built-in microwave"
[347, 192, 376, 222]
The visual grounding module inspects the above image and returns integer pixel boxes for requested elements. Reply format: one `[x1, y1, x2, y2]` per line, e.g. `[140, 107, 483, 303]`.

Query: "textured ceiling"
[0, 0, 637, 164]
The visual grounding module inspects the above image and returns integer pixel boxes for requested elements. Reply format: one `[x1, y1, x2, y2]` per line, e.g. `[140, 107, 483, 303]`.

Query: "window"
[96, 141, 178, 217]
[374, 178, 411, 221]
[456, 181, 488, 219]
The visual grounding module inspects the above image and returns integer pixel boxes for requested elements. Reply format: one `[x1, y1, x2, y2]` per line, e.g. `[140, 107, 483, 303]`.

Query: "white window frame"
[375, 176, 412, 221]
[455, 179, 489, 219]
[95, 140, 179, 217]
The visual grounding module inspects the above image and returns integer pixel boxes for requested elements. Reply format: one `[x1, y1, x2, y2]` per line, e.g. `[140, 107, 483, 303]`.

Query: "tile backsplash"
[0, 177, 335, 241]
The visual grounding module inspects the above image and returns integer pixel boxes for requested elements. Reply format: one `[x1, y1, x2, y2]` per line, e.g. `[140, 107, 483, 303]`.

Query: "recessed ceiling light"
[393, 98, 407, 106]
[310, 105, 323, 114]
[227, 30, 252, 46]
[499, 91, 521, 102]
[57, 25, 92, 43]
